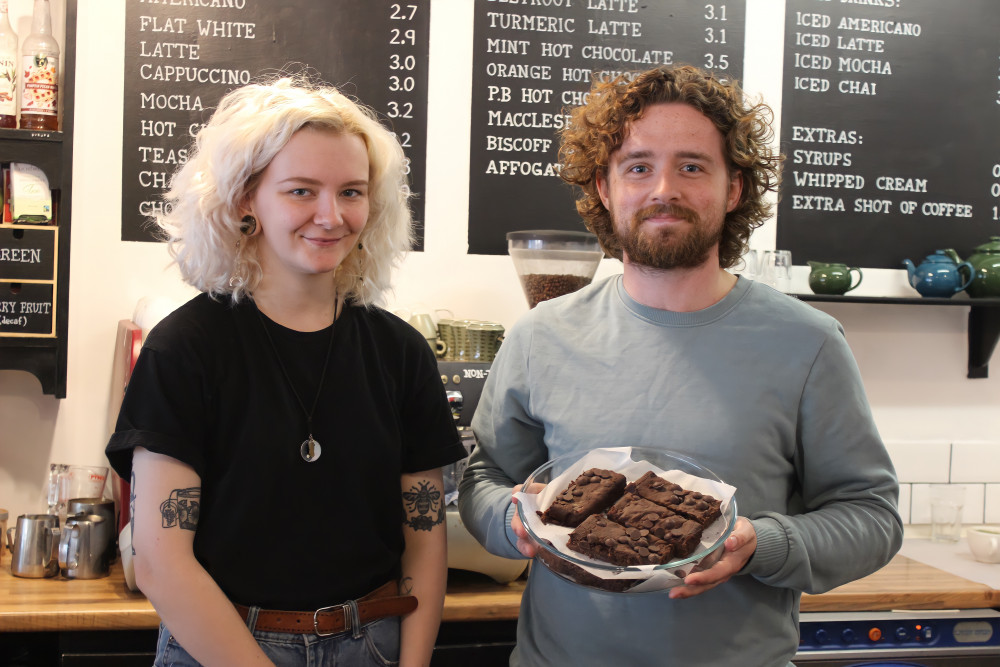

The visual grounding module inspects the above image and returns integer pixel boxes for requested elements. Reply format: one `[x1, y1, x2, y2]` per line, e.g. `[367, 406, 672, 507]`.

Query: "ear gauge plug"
[240, 215, 257, 236]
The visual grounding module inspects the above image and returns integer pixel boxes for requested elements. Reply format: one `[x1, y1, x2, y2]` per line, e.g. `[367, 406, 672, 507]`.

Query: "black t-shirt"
[106, 293, 465, 609]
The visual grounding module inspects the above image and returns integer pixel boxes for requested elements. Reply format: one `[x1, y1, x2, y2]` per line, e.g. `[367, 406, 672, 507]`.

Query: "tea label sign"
[0, 281, 54, 336]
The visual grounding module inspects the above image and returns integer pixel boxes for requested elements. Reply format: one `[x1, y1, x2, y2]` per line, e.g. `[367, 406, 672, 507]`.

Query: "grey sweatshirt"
[459, 275, 902, 666]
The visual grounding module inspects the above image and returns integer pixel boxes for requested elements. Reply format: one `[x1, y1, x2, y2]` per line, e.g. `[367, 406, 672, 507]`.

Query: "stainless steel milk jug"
[58, 513, 110, 579]
[6, 513, 60, 578]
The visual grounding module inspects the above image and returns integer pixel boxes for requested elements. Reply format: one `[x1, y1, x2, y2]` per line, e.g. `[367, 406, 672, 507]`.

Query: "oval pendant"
[300, 437, 321, 463]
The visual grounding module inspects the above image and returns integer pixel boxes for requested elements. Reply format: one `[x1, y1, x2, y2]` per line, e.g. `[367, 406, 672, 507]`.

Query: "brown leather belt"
[234, 581, 418, 637]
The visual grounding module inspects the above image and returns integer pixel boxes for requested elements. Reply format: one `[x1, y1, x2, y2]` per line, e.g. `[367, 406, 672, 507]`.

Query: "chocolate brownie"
[626, 470, 685, 507]
[606, 493, 673, 530]
[650, 515, 705, 558]
[566, 514, 674, 566]
[609, 492, 707, 559]
[670, 490, 722, 526]
[628, 470, 722, 526]
[539, 468, 626, 527]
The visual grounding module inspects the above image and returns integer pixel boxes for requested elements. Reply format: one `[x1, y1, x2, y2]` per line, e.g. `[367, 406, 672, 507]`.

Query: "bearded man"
[459, 65, 902, 667]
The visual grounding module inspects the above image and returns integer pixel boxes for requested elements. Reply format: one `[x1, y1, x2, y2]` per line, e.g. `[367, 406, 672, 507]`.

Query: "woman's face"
[247, 127, 370, 284]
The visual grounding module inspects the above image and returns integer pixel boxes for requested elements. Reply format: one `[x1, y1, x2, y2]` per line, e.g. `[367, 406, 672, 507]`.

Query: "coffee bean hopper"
[507, 230, 604, 308]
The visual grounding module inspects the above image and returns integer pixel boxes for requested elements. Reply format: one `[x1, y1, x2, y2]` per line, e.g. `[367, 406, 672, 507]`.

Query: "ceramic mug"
[967, 525, 1000, 563]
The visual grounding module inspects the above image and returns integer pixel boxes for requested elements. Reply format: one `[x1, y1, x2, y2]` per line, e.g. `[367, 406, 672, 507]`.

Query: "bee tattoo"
[402, 480, 444, 531]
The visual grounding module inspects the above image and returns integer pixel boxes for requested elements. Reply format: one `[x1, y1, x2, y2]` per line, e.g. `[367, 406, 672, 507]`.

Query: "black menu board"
[776, 0, 1000, 269]
[468, 0, 746, 255]
[122, 0, 430, 246]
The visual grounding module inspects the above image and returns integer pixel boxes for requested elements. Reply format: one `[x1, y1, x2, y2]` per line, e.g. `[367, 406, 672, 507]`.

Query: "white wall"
[2, 0, 998, 527]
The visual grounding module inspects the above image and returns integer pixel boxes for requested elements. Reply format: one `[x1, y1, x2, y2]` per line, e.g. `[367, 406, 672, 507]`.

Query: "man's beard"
[615, 204, 722, 271]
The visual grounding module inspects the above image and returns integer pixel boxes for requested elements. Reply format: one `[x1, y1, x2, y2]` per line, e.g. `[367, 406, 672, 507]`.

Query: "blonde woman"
[107, 76, 464, 667]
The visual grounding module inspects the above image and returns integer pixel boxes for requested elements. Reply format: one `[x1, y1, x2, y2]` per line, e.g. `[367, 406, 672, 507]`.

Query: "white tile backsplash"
[951, 441, 1000, 483]
[909, 483, 985, 524]
[986, 484, 1000, 525]
[897, 483, 912, 524]
[883, 440, 951, 483]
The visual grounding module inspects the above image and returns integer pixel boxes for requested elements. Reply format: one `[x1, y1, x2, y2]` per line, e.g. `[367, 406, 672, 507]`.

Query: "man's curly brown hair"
[558, 65, 782, 269]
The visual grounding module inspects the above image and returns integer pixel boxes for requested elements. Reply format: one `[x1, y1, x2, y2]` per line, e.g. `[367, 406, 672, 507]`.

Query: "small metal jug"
[6, 514, 60, 578]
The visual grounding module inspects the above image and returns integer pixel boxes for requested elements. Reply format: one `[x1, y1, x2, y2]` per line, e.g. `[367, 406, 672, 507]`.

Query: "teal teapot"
[902, 250, 973, 298]
[956, 236, 1000, 298]
[807, 261, 862, 295]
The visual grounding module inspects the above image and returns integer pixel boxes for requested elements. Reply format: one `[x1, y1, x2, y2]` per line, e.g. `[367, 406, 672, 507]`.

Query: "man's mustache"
[631, 204, 699, 227]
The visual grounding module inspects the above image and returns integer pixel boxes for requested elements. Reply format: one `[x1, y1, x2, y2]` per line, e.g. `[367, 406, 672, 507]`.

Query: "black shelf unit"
[0, 0, 76, 398]
[794, 293, 1000, 379]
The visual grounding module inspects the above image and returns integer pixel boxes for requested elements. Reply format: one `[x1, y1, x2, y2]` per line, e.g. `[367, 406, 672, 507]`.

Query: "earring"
[240, 215, 257, 236]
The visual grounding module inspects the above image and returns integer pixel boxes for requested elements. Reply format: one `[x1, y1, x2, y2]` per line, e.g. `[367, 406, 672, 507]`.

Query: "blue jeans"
[153, 613, 400, 666]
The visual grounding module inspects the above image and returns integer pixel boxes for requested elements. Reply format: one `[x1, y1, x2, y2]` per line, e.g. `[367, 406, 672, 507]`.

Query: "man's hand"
[510, 484, 544, 558]
[668, 517, 757, 600]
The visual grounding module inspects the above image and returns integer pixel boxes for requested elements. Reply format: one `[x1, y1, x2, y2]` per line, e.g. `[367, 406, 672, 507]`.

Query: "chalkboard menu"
[776, 0, 1000, 269]
[468, 0, 746, 255]
[122, 0, 430, 246]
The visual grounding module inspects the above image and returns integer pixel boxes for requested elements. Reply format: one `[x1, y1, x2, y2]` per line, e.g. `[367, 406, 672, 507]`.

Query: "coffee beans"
[520, 273, 591, 308]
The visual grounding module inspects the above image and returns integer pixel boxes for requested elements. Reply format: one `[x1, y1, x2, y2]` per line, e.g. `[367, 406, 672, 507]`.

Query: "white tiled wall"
[883, 440, 1000, 525]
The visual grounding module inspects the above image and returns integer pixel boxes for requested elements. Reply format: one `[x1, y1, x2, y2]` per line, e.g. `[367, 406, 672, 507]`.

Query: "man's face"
[595, 103, 742, 270]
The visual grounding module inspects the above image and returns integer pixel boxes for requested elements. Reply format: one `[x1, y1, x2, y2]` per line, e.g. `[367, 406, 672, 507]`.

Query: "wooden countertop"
[3, 555, 998, 632]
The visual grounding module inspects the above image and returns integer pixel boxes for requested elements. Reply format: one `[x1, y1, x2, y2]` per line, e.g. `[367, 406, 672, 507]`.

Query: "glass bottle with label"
[19, 0, 59, 131]
[0, 0, 17, 128]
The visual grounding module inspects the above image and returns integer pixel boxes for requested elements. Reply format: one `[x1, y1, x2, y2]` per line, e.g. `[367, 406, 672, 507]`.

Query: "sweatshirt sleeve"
[458, 320, 548, 561]
[744, 324, 903, 594]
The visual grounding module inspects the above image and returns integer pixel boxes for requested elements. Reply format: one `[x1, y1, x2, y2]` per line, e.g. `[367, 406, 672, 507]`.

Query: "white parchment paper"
[514, 447, 737, 592]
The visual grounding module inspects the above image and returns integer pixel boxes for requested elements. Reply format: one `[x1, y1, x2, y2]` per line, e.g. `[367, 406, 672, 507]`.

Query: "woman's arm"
[131, 447, 273, 666]
[398, 467, 448, 667]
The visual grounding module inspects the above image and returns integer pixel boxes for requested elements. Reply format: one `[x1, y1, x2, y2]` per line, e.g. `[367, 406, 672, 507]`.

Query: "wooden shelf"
[794, 294, 1000, 379]
[0, 0, 75, 398]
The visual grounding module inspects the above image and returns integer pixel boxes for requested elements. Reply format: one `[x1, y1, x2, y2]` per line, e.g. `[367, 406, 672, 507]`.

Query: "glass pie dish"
[514, 446, 737, 593]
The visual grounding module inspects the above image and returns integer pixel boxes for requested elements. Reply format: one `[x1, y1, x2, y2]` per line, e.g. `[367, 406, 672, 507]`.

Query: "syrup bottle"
[0, 0, 17, 128]
[19, 0, 59, 131]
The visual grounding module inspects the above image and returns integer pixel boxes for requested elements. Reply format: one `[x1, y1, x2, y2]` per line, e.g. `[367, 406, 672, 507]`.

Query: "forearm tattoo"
[160, 487, 201, 531]
[399, 577, 414, 595]
[402, 480, 444, 531]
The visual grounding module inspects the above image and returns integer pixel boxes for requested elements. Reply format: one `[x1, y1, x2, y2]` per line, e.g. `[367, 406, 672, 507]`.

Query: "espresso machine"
[439, 360, 528, 584]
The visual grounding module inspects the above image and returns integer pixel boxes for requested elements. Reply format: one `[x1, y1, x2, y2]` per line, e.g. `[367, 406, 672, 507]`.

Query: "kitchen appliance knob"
[894, 626, 910, 642]
[840, 628, 856, 644]
[813, 629, 829, 644]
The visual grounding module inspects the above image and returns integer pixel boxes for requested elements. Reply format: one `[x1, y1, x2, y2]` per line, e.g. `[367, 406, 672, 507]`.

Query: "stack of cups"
[437, 319, 505, 362]
[437, 318, 456, 360]
[467, 323, 505, 363]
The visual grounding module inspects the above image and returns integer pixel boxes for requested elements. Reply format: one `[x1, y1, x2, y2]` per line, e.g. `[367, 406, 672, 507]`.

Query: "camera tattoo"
[402, 480, 444, 531]
[160, 487, 201, 531]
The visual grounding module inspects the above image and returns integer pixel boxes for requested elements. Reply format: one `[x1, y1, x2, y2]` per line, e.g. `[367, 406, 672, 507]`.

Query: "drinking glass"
[930, 485, 965, 543]
[760, 250, 793, 292]
[739, 249, 760, 280]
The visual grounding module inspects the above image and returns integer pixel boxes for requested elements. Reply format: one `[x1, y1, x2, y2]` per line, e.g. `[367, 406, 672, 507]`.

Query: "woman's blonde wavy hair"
[156, 74, 413, 307]
[558, 65, 782, 269]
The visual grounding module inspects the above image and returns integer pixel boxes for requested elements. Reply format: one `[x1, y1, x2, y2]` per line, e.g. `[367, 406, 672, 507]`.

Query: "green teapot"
[807, 261, 863, 295]
[950, 237, 1000, 298]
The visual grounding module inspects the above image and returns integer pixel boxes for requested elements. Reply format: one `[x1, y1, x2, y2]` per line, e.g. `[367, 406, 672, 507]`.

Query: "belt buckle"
[313, 603, 350, 637]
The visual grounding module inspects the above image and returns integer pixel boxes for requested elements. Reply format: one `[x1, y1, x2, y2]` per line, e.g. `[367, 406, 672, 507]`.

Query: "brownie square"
[539, 468, 627, 527]
[627, 470, 686, 507]
[670, 490, 722, 526]
[566, 514, 674, 566]
[650, 515, 705, 558]
[606, 493, 673, 530]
